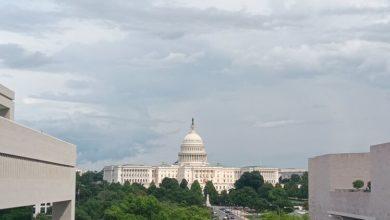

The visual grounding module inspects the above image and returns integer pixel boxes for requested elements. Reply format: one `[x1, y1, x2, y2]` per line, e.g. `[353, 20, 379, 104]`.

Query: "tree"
[180, 179, 189, 190]
[234, 171, 264, 190]
[189, 180, 204, 205]
[279, 176, 289, 184]
[218, 190, 229, 206]
[147, 181, 157, 195]
[268, 188, 293, 212]
[257, 182, 274, 199]
[160, 177, 179, 190]
[229, 187, 267, 211]
[104, 195, 211, 220]
[284, 181, 299, 198]
[353, 180, 364, 190]
[190, 180, 202, 195]
[203, 181, 218, 204]
[298, 172, 308, 199]
[0, 206, 33, 220]
[75, 171, 210, 219]
[290, 174, 301, 183]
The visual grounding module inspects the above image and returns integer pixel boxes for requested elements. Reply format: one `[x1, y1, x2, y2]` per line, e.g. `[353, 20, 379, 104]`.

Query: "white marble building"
[104, 119, 285, 192]
[278, 168, 307, 179]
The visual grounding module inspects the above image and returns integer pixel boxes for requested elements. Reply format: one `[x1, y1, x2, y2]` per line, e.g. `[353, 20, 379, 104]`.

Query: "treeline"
[0, 207, 33, 220]
[279, 173, 308, 199]
[76, 170, 308, 219]
[204, 171, 308, 213]
[0, 171, 308, 220]
[76, 172, 210, 220]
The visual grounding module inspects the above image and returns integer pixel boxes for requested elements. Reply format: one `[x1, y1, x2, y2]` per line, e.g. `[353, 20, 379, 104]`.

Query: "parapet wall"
[310, 142, 390, 220]
[0, 117, 76, 166]
[0, 117, 76, 219]
[329, 191, 372, 217]
[309, 152, 371, 220]
[0, 83, 14, 120]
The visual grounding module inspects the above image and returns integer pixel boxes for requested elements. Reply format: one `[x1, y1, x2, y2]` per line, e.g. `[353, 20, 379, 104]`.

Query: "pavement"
[211, 206, 248, 220]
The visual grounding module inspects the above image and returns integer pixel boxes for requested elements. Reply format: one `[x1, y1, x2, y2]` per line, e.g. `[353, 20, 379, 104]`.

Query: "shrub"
[352, 180, 364, 190]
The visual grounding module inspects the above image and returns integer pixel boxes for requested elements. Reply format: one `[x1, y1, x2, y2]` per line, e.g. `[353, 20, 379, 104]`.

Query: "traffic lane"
[212, 206, 246, 220]
[214, 206, 228, 220]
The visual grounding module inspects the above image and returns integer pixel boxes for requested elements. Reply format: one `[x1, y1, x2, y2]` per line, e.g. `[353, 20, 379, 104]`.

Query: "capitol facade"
[103, 119, 301, 192]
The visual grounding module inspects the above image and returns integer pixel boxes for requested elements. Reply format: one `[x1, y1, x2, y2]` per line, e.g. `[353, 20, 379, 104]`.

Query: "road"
[211, 206, 248, 220]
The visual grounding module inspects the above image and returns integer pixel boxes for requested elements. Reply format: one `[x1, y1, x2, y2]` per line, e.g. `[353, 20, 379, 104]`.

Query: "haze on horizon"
[1, 0, 390, 170]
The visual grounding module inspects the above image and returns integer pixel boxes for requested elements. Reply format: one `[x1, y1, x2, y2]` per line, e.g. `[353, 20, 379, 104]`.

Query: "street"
[211, 206, 248, 220]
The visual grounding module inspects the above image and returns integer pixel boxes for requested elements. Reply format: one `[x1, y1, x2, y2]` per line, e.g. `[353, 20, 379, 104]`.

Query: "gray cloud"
[20, 112, 164, 164]
[0, 44, 51, 68]
[1, 0, 390, 170]
[65, 80, 90, 89]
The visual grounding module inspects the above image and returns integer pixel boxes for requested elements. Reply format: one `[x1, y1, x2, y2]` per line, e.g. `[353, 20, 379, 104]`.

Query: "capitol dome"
[178, 118, 208, 166]
[182, 131, 203, 144]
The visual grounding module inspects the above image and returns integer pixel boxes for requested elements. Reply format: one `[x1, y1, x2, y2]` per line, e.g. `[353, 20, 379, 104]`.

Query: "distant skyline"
[1, 0, 390, 170]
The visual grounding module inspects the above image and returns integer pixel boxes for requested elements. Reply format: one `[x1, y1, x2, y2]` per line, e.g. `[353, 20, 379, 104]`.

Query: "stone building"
[0, 84, 76, 220]
[104, 119, 282, 192]
[309, 142, 390, 220]
[278, 168, 307, 180]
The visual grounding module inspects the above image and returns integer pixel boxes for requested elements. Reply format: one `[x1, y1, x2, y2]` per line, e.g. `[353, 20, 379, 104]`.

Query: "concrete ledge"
[0, 84, 15, 100]
[328, 211, 375, 220]
[0, 94, 13, 108]
[0, 117, 76, 166]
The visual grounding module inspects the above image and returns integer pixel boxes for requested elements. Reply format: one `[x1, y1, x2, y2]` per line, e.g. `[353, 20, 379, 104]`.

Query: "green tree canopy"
[160, 177, 179, 190]
[268, 188, 293, 212]
[0, 206, 33, 220]
[190, 180, 202, 195]
[290, 174, 301, 183]
[147, 181, 157, 195]
[284, 181, 300, 198]
[203, 181, 218, 204]
[229, 187, 267, 211]
[188, 180, 204, 206]
[76, 174, 208, 219]
[104, 195, 210, 220]
[218, 190, 229, 206]
[298, 172, 308, 199]
[234, 171, 264, 190]
[179, 179, 189, 190]
[257, 182, 274, 199]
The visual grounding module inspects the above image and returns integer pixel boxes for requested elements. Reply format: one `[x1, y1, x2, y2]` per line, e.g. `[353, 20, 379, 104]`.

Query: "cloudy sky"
[1, 0, 390, 170]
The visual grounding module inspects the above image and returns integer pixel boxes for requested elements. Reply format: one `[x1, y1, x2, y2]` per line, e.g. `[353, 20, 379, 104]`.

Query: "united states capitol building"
[103, 119, 305, 192]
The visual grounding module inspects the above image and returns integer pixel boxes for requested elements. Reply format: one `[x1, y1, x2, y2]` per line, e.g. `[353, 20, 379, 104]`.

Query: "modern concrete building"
[104, 119, 287, 192]
[0, 84, 14, 120]
[309, 142, 390, 220]
[0, 84, 77, 220]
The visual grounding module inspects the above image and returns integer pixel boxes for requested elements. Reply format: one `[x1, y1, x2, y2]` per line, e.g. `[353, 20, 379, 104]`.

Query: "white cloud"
[254, 120, 302, 128]
[1, 0, 390, 169]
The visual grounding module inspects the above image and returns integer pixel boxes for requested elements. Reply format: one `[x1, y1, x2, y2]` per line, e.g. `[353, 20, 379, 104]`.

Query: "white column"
[34, 203, 41, 217]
